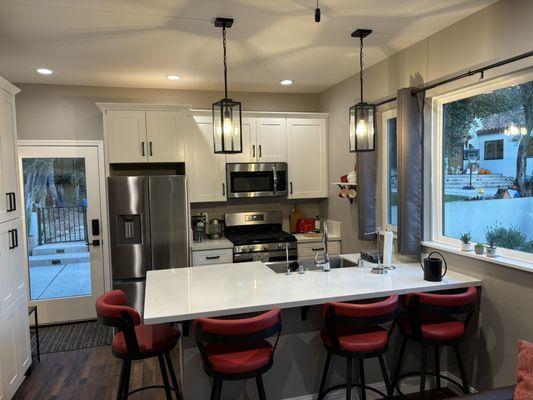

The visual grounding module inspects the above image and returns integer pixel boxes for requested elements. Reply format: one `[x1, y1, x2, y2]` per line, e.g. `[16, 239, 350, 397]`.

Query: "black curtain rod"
[412, 49, 533, 96]
[375, 96, 397, 107]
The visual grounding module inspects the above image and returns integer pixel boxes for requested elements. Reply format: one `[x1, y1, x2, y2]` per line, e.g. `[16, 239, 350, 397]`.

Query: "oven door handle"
[272, 165, 277, 196]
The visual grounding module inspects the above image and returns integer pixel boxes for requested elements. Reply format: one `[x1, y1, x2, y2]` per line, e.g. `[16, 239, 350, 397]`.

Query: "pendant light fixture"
[349, 29, 376, 152]
[212, 17, 243, 154]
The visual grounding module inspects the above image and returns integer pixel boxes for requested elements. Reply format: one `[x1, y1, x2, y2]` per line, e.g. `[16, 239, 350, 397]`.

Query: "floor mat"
[31, 320, 113, 354]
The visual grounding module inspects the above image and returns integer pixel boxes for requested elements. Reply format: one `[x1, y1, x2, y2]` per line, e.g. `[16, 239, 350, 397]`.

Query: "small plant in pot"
[486, 240, 498, 258]
[460, 232, 473, 252]
[474, 243, 485, 255]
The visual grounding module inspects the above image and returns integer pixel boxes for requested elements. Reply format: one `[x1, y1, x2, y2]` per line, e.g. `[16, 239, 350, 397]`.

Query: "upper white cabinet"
[185, 115, 227, 203]
[0, 87, 21, 223]
[256, 118, 287, 162]
[287, 118, 328, 199]
[225, 118, 257, 163]
[101, 106, 185, 164]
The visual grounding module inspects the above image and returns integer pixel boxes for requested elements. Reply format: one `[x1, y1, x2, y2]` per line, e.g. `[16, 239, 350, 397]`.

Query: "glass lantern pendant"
[212, 17, 243, 154]
[349, 29, 376, 152]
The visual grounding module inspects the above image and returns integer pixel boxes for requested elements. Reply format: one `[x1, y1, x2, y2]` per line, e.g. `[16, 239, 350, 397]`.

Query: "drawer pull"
[205, 255, 221, 260]
[312, 247, 324, 252]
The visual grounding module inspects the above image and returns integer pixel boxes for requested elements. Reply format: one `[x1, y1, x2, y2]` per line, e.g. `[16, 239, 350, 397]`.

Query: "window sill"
[421, 241, 533, 274]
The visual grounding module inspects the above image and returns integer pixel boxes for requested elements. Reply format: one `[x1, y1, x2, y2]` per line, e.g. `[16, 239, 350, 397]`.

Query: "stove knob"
[278, 243, 285, 249]
[242, 246, 249, 252]
[263, 244, 269, 251]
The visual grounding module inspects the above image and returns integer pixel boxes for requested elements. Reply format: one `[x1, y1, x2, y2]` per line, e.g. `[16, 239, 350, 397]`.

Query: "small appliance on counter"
[208, 218, 225, 239]
[296, 218, 315, 233]
[360, 249, 383, 264]
[192, 213, 208, 242]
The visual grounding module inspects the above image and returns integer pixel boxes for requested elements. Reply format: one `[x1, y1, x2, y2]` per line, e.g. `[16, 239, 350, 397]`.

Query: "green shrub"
[485, 224, 533, 253]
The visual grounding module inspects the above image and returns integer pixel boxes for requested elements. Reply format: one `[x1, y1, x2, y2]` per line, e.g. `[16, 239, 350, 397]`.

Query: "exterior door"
[256, 118, 287, 162]
[18, 144, 106, 323]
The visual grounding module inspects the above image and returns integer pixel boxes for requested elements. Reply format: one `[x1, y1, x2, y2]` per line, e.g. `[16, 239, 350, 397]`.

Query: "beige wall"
[319, 0, 533, 389]
[15, 83, 320, 141]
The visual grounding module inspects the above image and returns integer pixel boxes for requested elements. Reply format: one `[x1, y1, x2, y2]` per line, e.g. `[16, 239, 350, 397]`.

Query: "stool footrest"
[395, 371, 464, 398]
[322, 383, 388, 399]
[123, 384, 179, 398]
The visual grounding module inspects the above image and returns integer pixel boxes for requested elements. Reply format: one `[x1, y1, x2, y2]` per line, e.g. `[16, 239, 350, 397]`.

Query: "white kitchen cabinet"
[256, 118, 287, 162]
[104, 109, 185, 164]
[185, 115, 227, 203]
[0, 87, 21, 223]
[298, 240, 341, 260]
[287, 118, 328, 199]
[0, 219, 25, 313]
[146, 111, 185, 163]
[192, 248, 233, 266]
[105, 110, 147, 163]
[225, 118, 257, 163]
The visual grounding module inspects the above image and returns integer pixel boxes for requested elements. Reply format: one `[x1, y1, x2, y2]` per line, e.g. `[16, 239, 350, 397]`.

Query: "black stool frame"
[391, 290, 476, 399]
[98, 312, 184, 400]
[317, 303, 399, 400]
[195, 315, 282, 400]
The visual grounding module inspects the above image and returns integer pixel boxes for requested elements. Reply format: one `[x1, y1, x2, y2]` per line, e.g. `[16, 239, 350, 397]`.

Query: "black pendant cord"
[222, 24, 228, 100]
[359, 36, 364, 103]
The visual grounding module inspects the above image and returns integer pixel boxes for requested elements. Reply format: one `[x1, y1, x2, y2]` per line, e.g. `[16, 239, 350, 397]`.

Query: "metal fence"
[37, 206, 88, 245]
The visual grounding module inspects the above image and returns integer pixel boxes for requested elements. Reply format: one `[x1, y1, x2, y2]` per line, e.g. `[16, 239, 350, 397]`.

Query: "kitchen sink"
[266, 257, 358, 274]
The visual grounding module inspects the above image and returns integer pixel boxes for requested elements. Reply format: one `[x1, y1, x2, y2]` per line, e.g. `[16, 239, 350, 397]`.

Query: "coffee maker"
[191, 213, 208, 242]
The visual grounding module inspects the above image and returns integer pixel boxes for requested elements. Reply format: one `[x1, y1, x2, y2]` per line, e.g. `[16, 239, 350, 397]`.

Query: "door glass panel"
[22, 158, 91, 300]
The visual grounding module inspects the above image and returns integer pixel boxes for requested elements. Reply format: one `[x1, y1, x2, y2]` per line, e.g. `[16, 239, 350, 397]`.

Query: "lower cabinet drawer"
[192, 249, 233, 266]
[298, 241, 341, 259]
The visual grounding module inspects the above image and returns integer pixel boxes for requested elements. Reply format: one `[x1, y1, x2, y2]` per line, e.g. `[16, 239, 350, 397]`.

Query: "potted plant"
[474, 243, 485, 255]
[460, 233, 473, 252]
[487, 241, 498, 258]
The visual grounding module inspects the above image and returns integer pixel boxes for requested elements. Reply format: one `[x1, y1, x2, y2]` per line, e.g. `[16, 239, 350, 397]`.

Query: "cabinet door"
[0, 219, 24, 313]
[106, 110, 147, 163]
[0, 90, 20, 222]
[256, 118, 287, 162]
[15, 295, 31, 376]
[1, 306, 19, 398]
[287, 119, 328, 199]
[146, 111, 185, 163]
[10, 220, 25, 301]
[225, 118, 257, 163]
[185, 116, 226, 203]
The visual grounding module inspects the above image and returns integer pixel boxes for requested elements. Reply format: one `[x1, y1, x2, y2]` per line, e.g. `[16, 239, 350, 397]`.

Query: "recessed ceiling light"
[166, 74, 181, 81]
[36, 68, 53, 75]
[280, 79, 293, 86]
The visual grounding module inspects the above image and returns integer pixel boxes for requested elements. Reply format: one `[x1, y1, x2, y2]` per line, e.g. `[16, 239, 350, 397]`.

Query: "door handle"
[86, 239, 101, 250]
[252, 145, 256, 158]
[141, 141, 145, 157]
[290, 181, 293, 194]
[222, 183, 226, 196]
[258, 145, 262, 157]
[149, 141, 153, 157]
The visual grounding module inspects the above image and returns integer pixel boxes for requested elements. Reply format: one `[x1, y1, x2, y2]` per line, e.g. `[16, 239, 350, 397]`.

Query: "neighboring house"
[469, 111, 533, 178]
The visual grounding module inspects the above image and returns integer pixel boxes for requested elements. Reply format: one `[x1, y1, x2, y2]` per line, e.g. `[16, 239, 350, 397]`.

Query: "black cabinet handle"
[252, 145, 256, 158]
[8, 229, 18, 249]
[149, 141, 153, 156]
[141, 141, 145, 157]
[222, 183, 226, 196]
[6, 192, 16, 212]
[11, 193, 16, 211]
[259, 145, 262, 157]
[290, 182, 293, 194]
[312, 247, 324, 252]
[206, 255, 220, 260]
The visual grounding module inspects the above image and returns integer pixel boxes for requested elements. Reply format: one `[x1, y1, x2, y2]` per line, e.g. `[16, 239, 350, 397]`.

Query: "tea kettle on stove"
[420, 251, 447, 282]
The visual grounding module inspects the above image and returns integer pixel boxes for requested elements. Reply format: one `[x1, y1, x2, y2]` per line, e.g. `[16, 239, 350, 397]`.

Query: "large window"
[381, 110, 397, 228]
[433, 74, 533, 259]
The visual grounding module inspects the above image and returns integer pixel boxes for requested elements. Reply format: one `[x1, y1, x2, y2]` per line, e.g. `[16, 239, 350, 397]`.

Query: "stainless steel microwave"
[226, 163, 288, 198]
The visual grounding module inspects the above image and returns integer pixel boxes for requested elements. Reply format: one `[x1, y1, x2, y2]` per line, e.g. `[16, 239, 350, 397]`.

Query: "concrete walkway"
[29, 262, 91, 300]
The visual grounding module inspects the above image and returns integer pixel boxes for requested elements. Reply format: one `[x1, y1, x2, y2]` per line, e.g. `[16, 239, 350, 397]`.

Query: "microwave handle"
[272, 165, 277, 196]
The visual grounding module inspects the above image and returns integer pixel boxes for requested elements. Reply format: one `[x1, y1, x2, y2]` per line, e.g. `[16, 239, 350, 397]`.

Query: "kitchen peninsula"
[144, 255, 481, 399]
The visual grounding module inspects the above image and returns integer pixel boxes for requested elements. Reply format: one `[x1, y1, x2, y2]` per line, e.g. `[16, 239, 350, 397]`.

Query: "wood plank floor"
[13, 346, 172, 400]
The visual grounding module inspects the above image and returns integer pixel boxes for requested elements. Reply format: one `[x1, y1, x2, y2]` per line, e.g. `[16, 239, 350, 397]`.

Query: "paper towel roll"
[383, 230, 394, 268]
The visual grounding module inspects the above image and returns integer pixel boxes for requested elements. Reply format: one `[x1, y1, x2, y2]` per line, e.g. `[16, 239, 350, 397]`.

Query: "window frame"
[380, 109, 398, 231]
[483, 139, 504, 160]
[429, 69, 533, 264]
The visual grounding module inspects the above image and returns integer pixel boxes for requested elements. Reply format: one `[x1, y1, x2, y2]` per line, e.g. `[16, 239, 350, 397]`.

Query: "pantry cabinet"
[185, 115, 227, 203]
[101, 107, 185, 164]
[0, 86, 21, 223]
[0, 76, 31, 400]
[287, 118, 328, 199]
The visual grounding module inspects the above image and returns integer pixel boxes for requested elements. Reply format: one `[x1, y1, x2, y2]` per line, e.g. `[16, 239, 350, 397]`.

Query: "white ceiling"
[0, 0, 497, 93]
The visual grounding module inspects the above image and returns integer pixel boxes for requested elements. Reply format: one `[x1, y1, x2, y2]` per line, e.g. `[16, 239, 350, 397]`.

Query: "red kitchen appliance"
[296, 218, 316, 233]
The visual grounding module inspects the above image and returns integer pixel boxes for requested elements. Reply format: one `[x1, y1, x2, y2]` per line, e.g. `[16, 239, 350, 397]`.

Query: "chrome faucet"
[315, 221, 330, 271]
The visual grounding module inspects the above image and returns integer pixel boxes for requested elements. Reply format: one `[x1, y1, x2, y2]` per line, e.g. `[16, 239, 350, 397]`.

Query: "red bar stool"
[317, 295, 399, 400]
[391, 287, 478, 399]
[95, 290, 184, 400]
[194, 308, 282, 400]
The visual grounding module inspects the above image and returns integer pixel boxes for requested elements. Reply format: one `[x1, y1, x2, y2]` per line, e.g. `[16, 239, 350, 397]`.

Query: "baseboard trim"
[283, 370, 477, 400]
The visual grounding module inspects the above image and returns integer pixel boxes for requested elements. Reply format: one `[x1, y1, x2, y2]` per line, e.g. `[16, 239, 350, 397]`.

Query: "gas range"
[224, 211, 297, 263]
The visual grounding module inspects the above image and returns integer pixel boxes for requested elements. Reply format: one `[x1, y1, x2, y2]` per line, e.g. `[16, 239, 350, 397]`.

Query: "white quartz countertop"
[143, 254, 481, 324]
[190, 238, 233, 251]
[295, 233, 341, 243]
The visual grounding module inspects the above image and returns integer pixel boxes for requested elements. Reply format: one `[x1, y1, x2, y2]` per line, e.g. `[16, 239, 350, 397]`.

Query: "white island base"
[144, 255, 481, 400]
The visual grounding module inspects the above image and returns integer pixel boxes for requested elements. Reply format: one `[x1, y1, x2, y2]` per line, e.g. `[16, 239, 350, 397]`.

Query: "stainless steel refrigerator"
[108, 176, 189, 314]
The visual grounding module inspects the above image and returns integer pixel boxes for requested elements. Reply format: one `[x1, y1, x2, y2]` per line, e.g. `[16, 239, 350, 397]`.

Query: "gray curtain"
[397, 87, 425, 255]
[357, 151, 377, 241]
